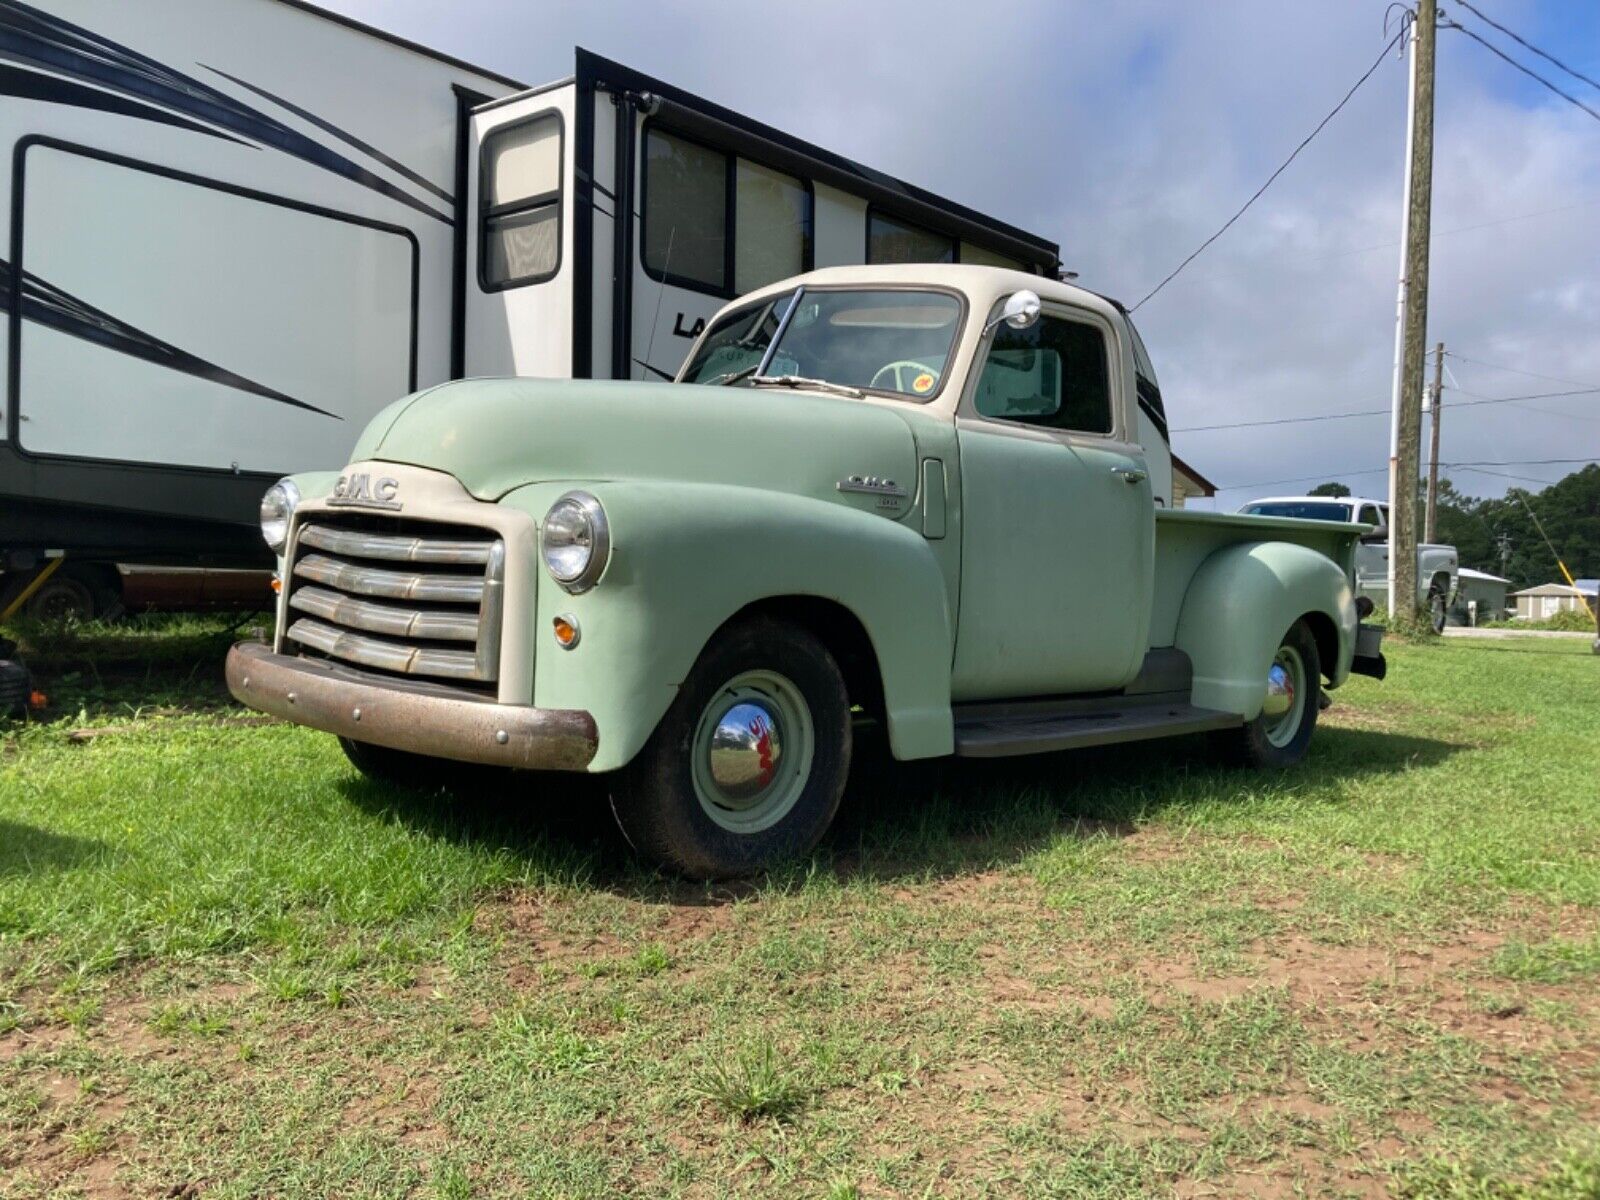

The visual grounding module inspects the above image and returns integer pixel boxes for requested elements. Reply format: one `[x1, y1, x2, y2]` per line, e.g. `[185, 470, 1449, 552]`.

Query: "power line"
[1443, 458, 1600, 468]
[1445, 352, 1600, 391]
[1173, 386, 1600, 433]
[1214, 466, 1390, 493]
[1449, 21, 1600, 124]
[1130, 28, 1402, 312]
[1454, 465, 1572, 487]
[1452, 0, 1600, 95]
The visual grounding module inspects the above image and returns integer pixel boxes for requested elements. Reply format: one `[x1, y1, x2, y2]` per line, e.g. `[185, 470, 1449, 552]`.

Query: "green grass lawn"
[2, 619, 1599, 1198]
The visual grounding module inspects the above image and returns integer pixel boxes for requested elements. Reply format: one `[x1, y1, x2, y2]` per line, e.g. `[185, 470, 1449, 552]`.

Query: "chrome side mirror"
[984, 289, 1041, 334]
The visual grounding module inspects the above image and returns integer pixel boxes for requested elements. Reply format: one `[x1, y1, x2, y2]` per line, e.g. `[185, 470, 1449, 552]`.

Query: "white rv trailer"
[0, 0, 1104, 615]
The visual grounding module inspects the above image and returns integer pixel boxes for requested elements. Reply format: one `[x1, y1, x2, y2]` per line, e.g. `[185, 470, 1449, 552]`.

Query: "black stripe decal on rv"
[0, 0, 452, 224]
[0, 62, 246, 143]
[201, 65, 455, 207]
[0, 257, 339, 420]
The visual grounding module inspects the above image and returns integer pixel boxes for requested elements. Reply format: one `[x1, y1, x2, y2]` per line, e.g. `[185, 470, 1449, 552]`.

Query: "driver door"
[951, 303, 1153, 700]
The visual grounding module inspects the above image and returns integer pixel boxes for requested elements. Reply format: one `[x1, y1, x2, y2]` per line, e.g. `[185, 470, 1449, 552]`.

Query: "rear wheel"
[610, 617, 851, 879]
[1218, 619, 1321, 769]
[1428, 581, 1448, 634]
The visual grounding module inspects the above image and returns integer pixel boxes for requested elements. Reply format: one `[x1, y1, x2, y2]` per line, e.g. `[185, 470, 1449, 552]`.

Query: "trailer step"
[952, 696, 1241, 758]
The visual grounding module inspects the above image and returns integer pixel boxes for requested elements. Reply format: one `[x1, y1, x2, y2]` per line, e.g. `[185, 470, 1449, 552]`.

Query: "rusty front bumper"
[226, 642, 597, 770]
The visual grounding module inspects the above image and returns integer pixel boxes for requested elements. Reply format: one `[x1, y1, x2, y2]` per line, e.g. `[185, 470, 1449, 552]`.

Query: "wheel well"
[724, 596, 885, 720]
[1429, 572, 1451, 596]
[1299, 610, 1339, 683]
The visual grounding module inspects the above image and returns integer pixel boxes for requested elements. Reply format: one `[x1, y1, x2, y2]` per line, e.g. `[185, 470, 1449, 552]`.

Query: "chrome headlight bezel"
[259, 478, 301, 554]
[541, 491, 610, 593]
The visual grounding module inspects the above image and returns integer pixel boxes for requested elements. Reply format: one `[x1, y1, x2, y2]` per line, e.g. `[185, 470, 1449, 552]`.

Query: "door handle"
[1113, 466, 1148, 484]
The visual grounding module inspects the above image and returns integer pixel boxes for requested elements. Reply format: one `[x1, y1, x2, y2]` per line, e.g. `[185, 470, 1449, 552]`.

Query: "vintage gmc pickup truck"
[227, 265, 1386, 878]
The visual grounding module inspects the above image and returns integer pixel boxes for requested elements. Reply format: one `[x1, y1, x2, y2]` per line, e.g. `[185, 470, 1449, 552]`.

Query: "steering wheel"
[870, 360, 941, 395]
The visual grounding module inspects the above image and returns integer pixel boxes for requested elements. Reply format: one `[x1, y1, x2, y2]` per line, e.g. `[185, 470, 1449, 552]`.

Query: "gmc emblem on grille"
[328, 473, 402, 511]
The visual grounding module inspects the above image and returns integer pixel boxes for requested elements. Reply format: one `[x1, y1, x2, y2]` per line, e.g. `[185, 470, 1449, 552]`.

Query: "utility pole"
[1388, 0, 1436, 622]
[1424, 340, 1445, 542]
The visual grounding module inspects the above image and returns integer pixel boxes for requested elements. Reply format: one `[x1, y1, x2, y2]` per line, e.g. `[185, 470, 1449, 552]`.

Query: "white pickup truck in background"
[1240, 496, 1459, 632]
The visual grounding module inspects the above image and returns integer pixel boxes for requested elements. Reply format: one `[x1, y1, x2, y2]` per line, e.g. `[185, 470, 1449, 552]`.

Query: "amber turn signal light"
[553, 614, 580, 649]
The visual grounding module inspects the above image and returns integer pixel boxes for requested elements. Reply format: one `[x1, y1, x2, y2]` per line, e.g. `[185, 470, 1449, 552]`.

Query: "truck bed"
[1150, 509, 1360, 648]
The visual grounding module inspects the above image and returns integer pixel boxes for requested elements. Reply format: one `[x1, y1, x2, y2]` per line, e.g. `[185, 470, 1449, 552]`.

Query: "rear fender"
[1174, 541, 1357, 719]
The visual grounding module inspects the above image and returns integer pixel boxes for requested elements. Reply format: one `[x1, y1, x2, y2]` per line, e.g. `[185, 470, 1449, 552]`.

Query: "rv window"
[643, 129, 728, 291]
[480, 112, 563, 289]
[867, 212, 955, 265]
[734, 161, 809, 292]
[960, 243, 1025, 270]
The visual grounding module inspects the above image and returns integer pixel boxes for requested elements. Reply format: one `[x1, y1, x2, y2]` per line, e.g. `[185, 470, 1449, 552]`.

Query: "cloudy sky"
[328, 0, 1600, 508]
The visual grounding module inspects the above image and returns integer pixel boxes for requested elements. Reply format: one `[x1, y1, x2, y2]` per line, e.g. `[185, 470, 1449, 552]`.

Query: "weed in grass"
[494, 1007, 605, 1075]
[1494, 935, 1600, 985]
[692, 1038, 805, 1123]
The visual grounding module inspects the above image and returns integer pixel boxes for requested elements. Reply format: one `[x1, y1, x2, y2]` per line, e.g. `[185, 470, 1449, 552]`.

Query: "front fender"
[502, 481, 955, 772]
[1174, 541, 1357, 720]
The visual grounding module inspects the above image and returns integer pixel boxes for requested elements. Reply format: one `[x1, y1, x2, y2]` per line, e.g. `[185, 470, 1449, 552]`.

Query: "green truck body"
[229, 265, 1385, 877]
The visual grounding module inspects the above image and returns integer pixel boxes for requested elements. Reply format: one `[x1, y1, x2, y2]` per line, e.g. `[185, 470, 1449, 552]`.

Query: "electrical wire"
[1452, 0, 1600, 95]
[1130, 28, 1403, 312]
[1173, 387, 1600, 433]
[1445, 352, 1600, 391]
[1449, 21, 1600, 123]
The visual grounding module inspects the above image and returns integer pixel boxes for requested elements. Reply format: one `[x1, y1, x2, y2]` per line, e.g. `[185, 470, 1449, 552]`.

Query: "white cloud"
[324, 0, 1600, 503]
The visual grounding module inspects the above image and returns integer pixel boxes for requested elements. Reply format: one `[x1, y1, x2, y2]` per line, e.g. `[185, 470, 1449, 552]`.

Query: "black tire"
[609, 617, 852, 880]
[1428, 581, 1448, 634]
[0, 563, 122, 623]
[0, 659, 31, 719]
[338, 736, 471, 793]
[1218, 619, 1321, 769]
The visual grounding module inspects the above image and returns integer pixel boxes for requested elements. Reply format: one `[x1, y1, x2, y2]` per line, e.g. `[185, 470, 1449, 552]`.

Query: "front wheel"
[1218, 619, 1321, 769]
[610, 617, 851, 879]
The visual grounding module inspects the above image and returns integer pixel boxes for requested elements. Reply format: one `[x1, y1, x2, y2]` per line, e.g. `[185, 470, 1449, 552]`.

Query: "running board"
[952, 695, 1242, 758]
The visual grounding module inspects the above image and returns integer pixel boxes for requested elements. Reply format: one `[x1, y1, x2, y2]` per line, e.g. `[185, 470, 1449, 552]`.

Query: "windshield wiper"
[750, 374, 864, 399]
[709, 364, 761, 386]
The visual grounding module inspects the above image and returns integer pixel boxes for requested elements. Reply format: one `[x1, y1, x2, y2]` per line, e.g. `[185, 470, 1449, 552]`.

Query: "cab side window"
[1358, 504, 1382, 526]
[974, 313, 1112, 434]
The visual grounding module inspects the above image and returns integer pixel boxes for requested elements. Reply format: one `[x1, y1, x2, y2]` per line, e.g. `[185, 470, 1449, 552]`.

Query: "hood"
[352, 378, 921, 515]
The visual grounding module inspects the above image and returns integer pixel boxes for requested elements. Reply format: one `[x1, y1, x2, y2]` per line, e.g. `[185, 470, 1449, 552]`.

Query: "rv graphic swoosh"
[201, 64, 454, 207]
[0, 0, 452, 224]
[1, 257, 339, 421]
[0, 62, 246, 142]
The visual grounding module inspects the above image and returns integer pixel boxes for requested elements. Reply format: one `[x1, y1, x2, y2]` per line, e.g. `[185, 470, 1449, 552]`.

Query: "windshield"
[1241, 501, 1354, 522]
[678, 288, 964, 400]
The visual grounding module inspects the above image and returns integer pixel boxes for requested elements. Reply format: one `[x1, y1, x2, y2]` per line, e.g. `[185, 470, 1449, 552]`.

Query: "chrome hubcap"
[1263, 646, 1307, 748]
[1261, 663, 1295, 719]
[707, 701, 784, 806]
[691, 670, 814, 834]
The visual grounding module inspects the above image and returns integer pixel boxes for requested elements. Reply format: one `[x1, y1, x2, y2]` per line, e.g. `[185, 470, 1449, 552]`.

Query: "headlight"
[541, 491, 609, 593]
[259, 479, 300, 553]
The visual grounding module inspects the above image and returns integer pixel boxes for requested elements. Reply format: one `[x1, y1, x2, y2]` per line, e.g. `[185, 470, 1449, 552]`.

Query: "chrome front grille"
[283, 517, 505, 690]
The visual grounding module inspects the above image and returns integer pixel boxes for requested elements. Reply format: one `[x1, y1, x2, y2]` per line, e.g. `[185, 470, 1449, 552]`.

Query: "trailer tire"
[0, 659, 30, 718]
[1218, 619, 1320, 769]
[0, 563, 122, 623]
[609, 617, 851, 880]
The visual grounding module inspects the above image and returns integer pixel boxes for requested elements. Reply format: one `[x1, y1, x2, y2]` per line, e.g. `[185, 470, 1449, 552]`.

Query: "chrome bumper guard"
[1351, 622, 1387, 681]
[226, 642, 597, 771]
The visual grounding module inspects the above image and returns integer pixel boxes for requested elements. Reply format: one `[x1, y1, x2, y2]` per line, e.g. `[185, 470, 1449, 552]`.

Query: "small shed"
[1451, 567, 1510, 625]
[1171, 454, 1217, 510]
[1510, 582, 1590, 620]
